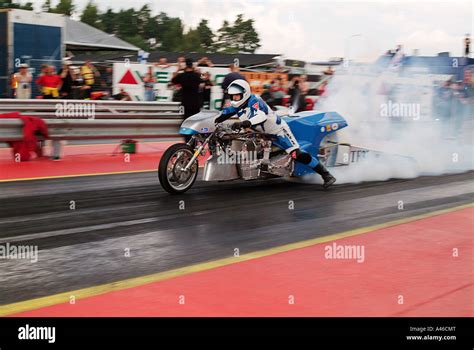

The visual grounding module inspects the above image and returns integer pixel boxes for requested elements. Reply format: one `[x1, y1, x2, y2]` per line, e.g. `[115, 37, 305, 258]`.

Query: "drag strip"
[0, 171, 473, 305]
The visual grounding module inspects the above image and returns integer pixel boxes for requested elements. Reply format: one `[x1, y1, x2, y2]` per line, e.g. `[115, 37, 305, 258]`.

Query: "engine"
[203, 135, 293, 181]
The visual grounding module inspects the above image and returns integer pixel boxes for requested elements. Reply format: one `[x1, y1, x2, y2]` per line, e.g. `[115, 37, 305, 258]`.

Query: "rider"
[215, 79, 336, 189]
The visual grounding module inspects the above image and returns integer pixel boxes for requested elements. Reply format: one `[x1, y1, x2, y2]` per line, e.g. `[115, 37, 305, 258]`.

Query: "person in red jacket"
[0, 112, 49, 161]
[36, 66, 62, 99]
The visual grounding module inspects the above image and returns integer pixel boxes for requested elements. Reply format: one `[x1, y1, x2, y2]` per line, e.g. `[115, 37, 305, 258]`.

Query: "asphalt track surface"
[0, 170, 472, 305]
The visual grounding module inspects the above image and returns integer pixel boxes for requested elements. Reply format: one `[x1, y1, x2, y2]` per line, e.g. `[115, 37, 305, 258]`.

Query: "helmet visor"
[230, 93, 243, 102]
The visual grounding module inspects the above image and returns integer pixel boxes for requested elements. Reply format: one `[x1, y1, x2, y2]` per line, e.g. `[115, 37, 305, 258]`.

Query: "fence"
[0, 99, 186, 157]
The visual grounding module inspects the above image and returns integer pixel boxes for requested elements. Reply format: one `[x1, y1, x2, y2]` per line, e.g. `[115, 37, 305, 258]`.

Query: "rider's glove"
[214, 113, 227, 124]
[231, 120, 251, 131]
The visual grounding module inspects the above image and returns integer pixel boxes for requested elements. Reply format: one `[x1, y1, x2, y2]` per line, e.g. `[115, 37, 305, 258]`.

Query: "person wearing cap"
[13, 64, 32, 99]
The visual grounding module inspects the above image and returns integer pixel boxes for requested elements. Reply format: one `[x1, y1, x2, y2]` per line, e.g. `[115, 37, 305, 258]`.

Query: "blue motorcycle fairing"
[283, 111, 348, 176]
[179, 127, 200, 135]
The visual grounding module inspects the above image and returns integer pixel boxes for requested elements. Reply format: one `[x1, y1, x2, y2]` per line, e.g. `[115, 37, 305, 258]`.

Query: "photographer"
[13, 64, 32, 99]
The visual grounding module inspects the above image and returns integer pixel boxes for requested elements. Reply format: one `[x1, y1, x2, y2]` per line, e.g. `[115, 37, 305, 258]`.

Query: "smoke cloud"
[310, 63, 473, 184]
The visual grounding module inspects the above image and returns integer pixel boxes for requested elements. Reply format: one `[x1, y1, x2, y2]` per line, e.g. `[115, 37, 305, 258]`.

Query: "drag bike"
[158, 109, 351, 194]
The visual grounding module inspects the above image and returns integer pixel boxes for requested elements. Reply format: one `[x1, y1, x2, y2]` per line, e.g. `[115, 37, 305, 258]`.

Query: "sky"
[27, 0, 474, 62]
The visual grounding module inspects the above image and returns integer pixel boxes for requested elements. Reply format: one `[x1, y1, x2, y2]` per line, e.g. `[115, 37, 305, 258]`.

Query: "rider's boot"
[313, 163, 336, 189]
[293, 150, 336, 189]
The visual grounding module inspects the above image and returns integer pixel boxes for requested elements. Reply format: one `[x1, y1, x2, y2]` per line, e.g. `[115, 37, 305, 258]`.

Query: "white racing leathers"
[221, 94, 300, 153]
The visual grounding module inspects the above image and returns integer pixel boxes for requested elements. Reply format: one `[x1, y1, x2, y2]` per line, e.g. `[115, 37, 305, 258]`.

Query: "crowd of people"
[10, 54, 320, 111]
[167, 57, 329, 115]
[9, 55, 221, 103]
[11, 60, 119, 101]
[166, 57, 216, 112]
[260, 75, 322, 112]
[434, 79, 473, 121]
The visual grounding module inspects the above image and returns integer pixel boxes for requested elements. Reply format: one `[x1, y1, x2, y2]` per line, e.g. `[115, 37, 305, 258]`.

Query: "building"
[0, 9, 139, 97]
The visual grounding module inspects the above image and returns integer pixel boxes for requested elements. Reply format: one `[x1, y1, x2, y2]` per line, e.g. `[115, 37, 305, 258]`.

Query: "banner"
[241, 72, 288, 95]
[113, 63, 230, 109]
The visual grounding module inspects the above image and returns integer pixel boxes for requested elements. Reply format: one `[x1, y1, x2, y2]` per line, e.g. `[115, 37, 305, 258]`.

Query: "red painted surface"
[0, 141, 208, 180]
[118, 70, 139, 85]
[11, 207, 474, 317]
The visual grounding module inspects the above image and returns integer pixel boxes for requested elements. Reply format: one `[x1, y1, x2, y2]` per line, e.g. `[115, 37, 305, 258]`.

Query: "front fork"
[183, 134, 212, 171]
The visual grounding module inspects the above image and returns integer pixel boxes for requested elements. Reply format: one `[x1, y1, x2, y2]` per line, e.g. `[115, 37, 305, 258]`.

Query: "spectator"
[39, 64, 49, 77]
[176, 55, 186, 72]
[464, 34, 471, 57]
[200, 71, 214, 109]
[318, 80, 328, 96]
[289, 76, 307, 112]
[197, 56, 214, 67]
[436, 80, 453, 121]
[221, 63, 246, 109]
[275, 64, 287, 73]
[271, 77, 286, 106]
[143, 66, 157, 101]
[112, 88, 132, 101]
[13, 64, 32, 99]
[70, 66, 84, 99]
[59, 61, 74, 99]
[171, 58, 202, 120]
[81, 60, 100, 99]
[36, 66, 62, 99]
[299, 75, 310, 95]
[260, 84, 276, 109]
[324, 66, 334, 75]
[277, 76, 288, 93]
[156, 58, 170, 69]
[101, 66, 113, 96]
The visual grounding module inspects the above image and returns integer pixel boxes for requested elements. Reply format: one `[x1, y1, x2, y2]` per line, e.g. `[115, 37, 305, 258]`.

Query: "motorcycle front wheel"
[158, 143, 199, 194]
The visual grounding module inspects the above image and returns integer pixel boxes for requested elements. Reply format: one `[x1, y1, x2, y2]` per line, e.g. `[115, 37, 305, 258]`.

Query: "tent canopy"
[65, 18, 140, 52]
[72, 51, 280, 67]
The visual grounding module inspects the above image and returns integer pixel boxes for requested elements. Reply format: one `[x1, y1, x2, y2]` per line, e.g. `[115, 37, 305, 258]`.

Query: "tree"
[81, 1, 102, 30]
[42, 0, 52, 12]
[100, 9, 117, 34]
[233, 14, 260, 53]
[156, 13, 183, 52]
[21, 2, 32, 10]
[136, 4, 151, 37]
[215, 20, 233, 53]
[53, 0, 75, 16]
[0, 0, 34, 10]
[122, 35, 149, 51]
[196, 19, 214, 51]
[215, 14, 261, 54]
[116, 9, 139, 38]
[181, 28, 202, 52]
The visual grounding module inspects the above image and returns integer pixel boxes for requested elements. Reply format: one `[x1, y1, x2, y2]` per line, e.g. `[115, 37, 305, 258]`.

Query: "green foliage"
[2, 1, 261, 53]
[216, 14, 261, 53]
[53, 0, 75, 16]
[0, 0, 34, 10]
[80, 1, 103, 30]
[41, 0, 52, 12]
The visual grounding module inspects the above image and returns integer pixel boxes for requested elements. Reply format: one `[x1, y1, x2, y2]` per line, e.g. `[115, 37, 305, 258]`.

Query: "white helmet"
[227, 79, 251, 108]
